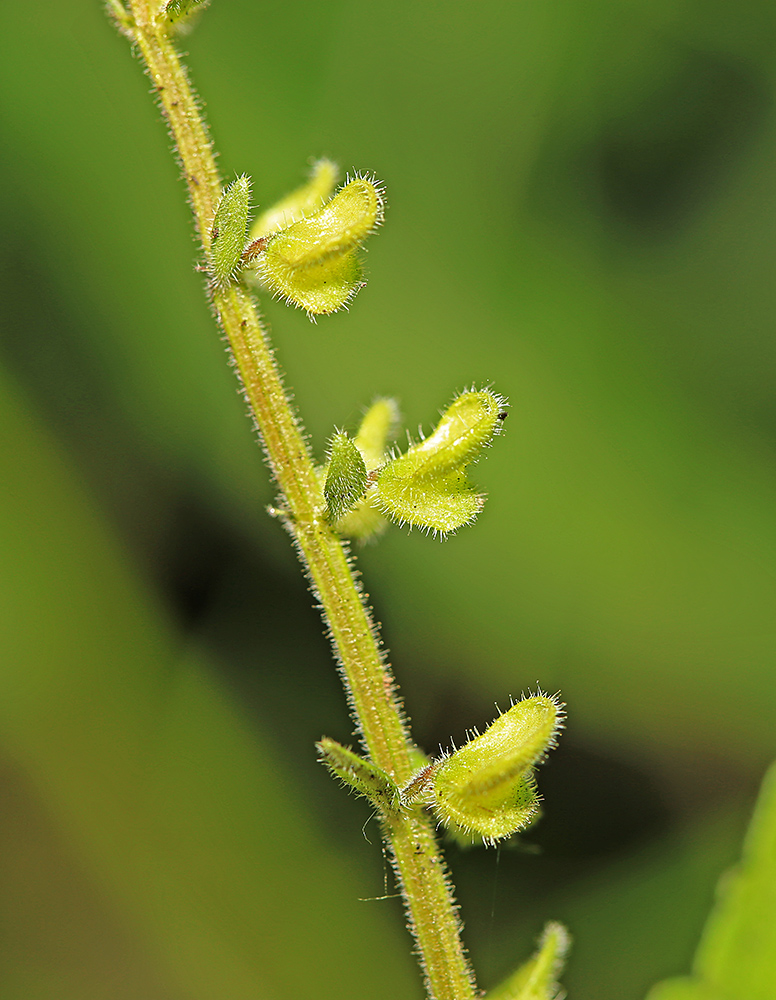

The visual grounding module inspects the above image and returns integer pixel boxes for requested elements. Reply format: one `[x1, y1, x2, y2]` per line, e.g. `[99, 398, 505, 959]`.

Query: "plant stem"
[112, 5, 477, 999]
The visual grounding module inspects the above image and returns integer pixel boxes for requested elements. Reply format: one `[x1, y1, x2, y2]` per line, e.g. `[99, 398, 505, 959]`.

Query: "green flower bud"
[250, 159, 339, 240]
[429, 694, 563, 844]
[376, 389, 507, 536]
[398, 390, 507, 477]
[379, 467, 483, 537]
[208, 175, 251, 289]
[250, 175, 385, 317]
[354, 397, 400, 468]
[323, 432, 368, 524]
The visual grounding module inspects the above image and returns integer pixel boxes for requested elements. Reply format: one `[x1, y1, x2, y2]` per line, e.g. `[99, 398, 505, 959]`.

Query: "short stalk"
[114, 6, 477, 998]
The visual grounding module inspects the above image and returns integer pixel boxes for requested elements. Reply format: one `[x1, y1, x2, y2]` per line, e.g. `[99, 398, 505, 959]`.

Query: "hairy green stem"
[110, 4, 477, 998]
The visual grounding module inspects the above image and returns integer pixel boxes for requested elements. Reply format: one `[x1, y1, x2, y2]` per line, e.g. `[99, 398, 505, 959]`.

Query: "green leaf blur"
[647, 762, 776, 1000]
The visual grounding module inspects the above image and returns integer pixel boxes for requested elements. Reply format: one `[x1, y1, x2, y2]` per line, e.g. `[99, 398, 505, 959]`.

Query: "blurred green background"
[1, 1, 775, 997]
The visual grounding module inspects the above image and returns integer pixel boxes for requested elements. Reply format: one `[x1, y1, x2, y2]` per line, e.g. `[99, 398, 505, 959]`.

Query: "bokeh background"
[1, 1, 775, 998]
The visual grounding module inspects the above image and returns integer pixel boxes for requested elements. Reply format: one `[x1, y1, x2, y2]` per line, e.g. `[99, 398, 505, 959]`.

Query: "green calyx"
[317, 737, 400, 817]
[323, 432, 368, 524]
[321, 399, 398, 542]
[250, 175, 385, 317]
[425, 694, 563, 844]
[376, 389, 507, 536]
[208, 175, 251, 289]
[162, 0, 211, 29]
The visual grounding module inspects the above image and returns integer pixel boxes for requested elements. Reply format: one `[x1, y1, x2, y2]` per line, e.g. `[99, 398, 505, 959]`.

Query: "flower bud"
[376, 389, 507, 536]
[250, 159, 338, 240]
[399, 390, 506, 477]
[250, 175, 384, 316]
[430, 694, 563, 843]
[354, 397, 400, 468]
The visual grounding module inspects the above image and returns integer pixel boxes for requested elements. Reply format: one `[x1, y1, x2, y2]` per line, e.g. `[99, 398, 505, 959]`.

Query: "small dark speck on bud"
[498, 411, 508, 421]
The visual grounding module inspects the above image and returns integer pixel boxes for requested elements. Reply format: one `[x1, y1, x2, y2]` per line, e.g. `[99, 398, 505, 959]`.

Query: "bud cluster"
[318, 390, 507, 540]
[251, 175, 384, 316]
[204, 161, 383, 317]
